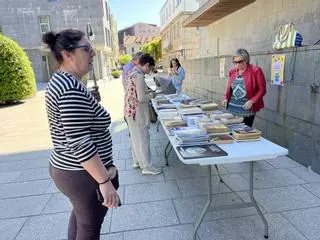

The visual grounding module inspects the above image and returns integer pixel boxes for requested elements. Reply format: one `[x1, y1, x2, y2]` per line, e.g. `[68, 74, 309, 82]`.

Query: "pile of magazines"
[174, 127, 210, 146]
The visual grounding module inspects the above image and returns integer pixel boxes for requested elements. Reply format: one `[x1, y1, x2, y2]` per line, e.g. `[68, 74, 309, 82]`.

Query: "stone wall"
[182, 45, 320, 172]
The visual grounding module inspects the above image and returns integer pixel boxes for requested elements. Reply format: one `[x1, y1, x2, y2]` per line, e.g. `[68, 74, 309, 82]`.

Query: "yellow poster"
[271, 55, 285, 86]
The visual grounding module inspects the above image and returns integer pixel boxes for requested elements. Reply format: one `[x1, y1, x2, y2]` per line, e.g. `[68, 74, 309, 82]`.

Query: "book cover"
[177, 144, 228, 159]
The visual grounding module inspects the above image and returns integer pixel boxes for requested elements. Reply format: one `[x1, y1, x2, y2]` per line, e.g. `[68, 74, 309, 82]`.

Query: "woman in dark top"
[43, 29, 119, 240]
[222, 48, 267, 127]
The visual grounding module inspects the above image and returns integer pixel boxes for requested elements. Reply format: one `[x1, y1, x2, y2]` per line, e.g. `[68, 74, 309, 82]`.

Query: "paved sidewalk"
[1, 79, 320, 240]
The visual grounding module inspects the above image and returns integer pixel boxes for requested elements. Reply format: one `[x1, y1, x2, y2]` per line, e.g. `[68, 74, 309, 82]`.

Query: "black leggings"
[49, 164, 119, 240]
[244, 115, 256, 127]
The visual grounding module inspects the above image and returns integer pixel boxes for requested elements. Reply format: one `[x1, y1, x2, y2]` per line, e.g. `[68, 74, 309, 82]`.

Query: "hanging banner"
[271, 55, 285, 86]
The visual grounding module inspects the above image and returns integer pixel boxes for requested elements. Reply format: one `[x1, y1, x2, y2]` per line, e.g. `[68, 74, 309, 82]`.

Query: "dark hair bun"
[42, 31, 57, 47]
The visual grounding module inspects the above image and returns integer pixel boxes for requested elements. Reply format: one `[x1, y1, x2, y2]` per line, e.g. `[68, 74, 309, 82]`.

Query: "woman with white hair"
[222, 48, 267, 127]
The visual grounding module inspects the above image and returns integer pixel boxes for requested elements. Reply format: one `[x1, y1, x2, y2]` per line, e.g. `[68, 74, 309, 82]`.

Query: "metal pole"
[86, 23, 98, 87]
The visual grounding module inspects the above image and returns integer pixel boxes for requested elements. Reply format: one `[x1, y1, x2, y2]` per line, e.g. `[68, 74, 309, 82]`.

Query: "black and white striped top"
[45, 71, 113, 170]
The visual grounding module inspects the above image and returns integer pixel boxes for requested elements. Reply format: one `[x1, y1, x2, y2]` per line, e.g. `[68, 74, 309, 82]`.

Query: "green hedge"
[111, 70, 120, 78]
[0, 34, 36, 104]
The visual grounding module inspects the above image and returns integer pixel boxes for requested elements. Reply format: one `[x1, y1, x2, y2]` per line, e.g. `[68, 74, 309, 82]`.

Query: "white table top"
[152, 97, 289, 166]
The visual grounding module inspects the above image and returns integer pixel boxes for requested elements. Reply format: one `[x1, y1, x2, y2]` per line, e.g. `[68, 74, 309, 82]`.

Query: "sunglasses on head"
[233, 60, 244, 64]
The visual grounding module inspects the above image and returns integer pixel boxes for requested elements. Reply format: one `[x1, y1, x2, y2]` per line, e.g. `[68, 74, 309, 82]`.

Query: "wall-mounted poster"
[271, 55, 285, 86]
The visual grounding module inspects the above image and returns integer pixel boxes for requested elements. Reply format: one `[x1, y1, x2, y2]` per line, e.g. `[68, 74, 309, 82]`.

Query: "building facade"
[181, 0, 320, 172]
[159, 0, 200, 71]
[110, 14, 119, 69]
[0, 0, 118, 82]
[118, 22, 160, 54]
[123, 35, 158, 56]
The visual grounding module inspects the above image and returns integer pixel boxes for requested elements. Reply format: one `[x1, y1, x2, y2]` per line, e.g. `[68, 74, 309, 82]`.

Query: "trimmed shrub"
[0, 34, 36, 104]
[111, 70, 120, 79]
[119, 54, 131, 65]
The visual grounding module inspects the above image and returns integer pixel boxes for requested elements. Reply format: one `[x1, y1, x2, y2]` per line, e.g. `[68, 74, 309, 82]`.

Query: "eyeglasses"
[67, 44, 94, 53]
[233, 60, 244, 64]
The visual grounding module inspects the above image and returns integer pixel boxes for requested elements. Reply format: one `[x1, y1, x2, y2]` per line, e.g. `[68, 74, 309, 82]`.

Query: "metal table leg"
[249, 161, 269, 239]
[164, 141, 172, 166]
[193, 165, 212, 240]
[156, 120, 161, 132]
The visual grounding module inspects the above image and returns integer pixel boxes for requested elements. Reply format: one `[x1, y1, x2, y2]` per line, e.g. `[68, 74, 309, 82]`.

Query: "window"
[132, 47, 134, 53]
[38, 16, 50, 35]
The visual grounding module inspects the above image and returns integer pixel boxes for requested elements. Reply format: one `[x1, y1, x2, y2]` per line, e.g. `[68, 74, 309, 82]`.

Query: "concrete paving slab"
[289, 166, 320, 183]
[176, 176, 230, 197]
[123, 224, 194, 240]
[198, 213, 307, 240]
[266, 156, 303, 168]
[118, 170, 164, 185]
[42, 193, 72, 214]
[0, 161, 27, 173]
[16, 168, 50, 181]
[15, 212, 69, 240]
[0, 179, 51, 199]
[0, 218, 27, 240]
[21, 158, 49, 170]
[0, 194, 51, 219]
[0, 171, 21, 184]
[254, 185, 320, 212]
[110, 200, 179, 232]
[173, 192, 254, 224]
[301, 183, 320, 198]
[242, 168, 305, 189]
[222, 161, 274, 174]
[124, 181, 181, 204]
[282, 207, 320, 240]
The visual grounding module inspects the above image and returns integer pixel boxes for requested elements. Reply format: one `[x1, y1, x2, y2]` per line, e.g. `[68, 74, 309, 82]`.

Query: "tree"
[119, 54, 132, 65]
[0, 34, 36, 104]
[141, 39, 162, 62]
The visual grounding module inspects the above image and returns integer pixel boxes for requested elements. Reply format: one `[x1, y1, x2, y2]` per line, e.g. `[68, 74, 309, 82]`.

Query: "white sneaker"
[142, 167, 162, 175]
[133, 163, 140, 169]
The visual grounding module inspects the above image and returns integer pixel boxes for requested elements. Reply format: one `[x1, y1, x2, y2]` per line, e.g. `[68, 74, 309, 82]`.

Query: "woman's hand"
[243, 100, 254, 110]
[221, 99, 228, 107]
[99, 181, 119, 208]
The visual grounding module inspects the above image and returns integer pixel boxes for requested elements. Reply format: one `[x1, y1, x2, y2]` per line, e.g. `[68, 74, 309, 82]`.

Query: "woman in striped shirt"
[43, 29, 119, 240]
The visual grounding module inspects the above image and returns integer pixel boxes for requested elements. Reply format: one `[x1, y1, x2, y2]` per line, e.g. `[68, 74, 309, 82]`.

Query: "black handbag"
[90, 86, 101, 102]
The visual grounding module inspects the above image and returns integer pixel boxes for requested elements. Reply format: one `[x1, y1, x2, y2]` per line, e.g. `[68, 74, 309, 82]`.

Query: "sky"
[108, 0, 166, 30]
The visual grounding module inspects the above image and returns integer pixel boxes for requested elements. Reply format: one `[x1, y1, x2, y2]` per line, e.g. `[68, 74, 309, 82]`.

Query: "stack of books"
[205, 123, 230, 136]
[195, 118, 220, 129]
[179, 103, 198, 109]
[221, 116, 244, 125]
[156, 104, 177, 110]
[232, 128, 262, 141]
[179, 107, 203, 116]
[180, 98, 197, 104]
[158, 109, 178, 120]
[212, 113, 234, 120]
[211, 135, 235, 144]
[167, 94, 189, 102]
[163, 119, 187, 128]
[183, 115, 207, 127]
[174, 128, 210, 146]
[200, 103, 218, 111]
[189, 99, 212, 106]
[155, 99, 171, 105]
[227, 123, 246, 131]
